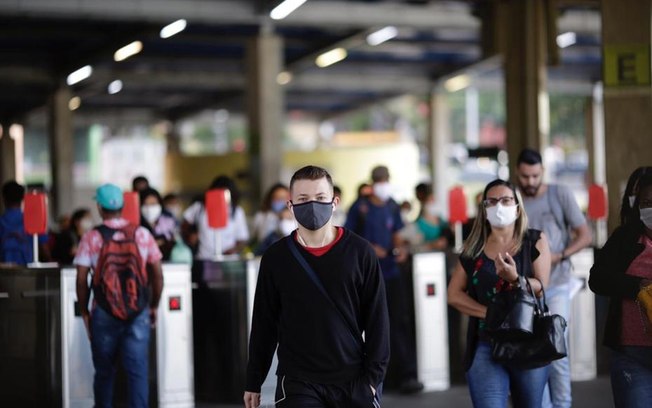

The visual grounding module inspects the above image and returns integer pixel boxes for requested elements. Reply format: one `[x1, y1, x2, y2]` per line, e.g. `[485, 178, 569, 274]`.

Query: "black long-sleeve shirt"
[245, 228, 390, 392]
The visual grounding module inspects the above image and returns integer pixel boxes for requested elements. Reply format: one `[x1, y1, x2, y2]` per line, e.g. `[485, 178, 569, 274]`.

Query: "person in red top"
[75, 183, 163, 408]
[590, 172, 652, 407]
[244, 165, 389, 408]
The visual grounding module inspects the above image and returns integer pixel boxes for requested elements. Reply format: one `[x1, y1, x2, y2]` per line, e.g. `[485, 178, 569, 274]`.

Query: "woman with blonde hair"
[447, 179, 551, 407]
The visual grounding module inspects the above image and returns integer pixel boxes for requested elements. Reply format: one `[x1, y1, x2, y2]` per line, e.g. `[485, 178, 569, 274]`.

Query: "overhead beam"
[0, 0, 479, 29]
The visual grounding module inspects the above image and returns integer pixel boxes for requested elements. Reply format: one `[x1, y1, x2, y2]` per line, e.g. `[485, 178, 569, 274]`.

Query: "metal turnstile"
[412, 252, 450, 391]
[61, 264, 195, 407]
[0, 266, 63, 407]
[569, 249, 597, 381]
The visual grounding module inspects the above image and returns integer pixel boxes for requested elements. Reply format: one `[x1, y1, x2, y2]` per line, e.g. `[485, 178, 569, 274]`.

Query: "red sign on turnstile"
[122, 192, 140, 225]
[587, 183, 608, 220]
[206, 189, 230, 228]
[24, 192, 48, 235]
[448, 186, 468, 224]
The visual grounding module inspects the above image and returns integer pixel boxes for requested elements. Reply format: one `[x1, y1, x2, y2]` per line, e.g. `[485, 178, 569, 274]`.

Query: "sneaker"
[399, 378, 424, 394]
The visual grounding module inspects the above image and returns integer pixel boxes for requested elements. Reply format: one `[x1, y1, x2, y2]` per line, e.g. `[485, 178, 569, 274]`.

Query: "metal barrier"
[569, 248, 597, 381]
[412, 252, 450, 391]
[61, 264, 194, 408]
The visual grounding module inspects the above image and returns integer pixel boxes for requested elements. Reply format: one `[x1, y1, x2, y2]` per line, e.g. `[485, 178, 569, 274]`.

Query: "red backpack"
[92, 224, 149, 320]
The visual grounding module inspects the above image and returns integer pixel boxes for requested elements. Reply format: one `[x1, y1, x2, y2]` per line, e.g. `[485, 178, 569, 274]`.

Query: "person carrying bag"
[447, 179, 552, 408]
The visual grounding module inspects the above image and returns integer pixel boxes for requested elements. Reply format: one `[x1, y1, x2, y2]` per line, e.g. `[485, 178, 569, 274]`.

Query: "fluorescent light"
[276, 71, 293, 85]
[114, 41, 143, 62]
[66, 65, 93, 86]
[68, 96, 81, 111]
[315, 48, 347, 68]
[160, 19, 187, 39]
[366, 26, 398, 46]
[270, 0, 307, 20]
[444, 74, 471, 92]
[556, 32, 576, 48]
[108, 80, 123, 94]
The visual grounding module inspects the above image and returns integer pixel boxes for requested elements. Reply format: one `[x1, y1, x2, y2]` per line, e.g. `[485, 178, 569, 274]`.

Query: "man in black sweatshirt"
[244, 165, 390, 408]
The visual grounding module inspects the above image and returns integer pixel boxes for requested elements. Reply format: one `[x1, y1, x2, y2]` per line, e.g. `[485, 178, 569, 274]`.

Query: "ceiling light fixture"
[114, 41, 143, 62]
[270, 0, 307, 20]
[108, 80, 123, 94]
[68, 96, 81, 111]
[315, 48, 347, 68]
[556, 32, 577, 49]
[66, 65, 93, 86]
[444, 74, 471, 93]
[160, 19, 187, 39]
[366, 26, 398, 46]
[277, 71, 293, 85]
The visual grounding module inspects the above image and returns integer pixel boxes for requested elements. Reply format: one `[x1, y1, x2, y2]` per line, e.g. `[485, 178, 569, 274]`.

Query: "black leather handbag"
[490, 284, 568, 369]
[485, 276, 538, 341]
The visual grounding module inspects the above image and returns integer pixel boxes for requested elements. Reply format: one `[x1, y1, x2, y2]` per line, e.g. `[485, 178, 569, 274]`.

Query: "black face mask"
[291, 200, 333, 231]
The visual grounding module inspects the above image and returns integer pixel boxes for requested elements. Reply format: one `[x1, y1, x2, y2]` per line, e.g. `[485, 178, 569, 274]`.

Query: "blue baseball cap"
[95, 183, 124, 210]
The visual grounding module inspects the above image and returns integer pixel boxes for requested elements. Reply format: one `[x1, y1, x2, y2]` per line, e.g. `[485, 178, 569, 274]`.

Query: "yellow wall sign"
[603, 44, 651, 87]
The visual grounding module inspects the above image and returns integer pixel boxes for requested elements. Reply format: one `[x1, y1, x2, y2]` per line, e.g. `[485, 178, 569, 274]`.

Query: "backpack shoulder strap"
[546, 184, 566, 233]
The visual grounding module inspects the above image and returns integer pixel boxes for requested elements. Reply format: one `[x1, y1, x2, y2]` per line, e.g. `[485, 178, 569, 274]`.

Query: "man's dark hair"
[2, 181, 25, 207]
[290, 165, 333, 192]
[415, 182, 431, 202]
[100, 207, 122, 216]
[516, 148, 543, 166]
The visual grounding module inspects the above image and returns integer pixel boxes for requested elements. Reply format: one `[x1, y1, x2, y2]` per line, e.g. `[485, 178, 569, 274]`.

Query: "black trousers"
[274, 376, 381, 408]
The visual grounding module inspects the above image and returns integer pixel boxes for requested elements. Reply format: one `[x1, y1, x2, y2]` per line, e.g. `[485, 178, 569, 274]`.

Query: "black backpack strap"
[285, 237, 364, 352]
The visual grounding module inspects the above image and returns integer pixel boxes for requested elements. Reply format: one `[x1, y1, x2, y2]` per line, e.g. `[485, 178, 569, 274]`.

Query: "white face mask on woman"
[486, 203, 518, 227]
[142, 204, 162, 225]
[641, 207, 652, 229]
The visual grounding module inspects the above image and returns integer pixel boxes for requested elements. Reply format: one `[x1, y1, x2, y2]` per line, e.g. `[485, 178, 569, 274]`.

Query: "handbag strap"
[285, 237, 364, 352]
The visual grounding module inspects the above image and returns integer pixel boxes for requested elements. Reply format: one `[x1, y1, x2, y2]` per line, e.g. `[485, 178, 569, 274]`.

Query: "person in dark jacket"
[589, 172, 652, 407]
[244, 165, 389, 408]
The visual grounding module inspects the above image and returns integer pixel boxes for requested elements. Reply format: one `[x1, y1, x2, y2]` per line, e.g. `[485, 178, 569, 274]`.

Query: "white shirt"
[183, 201, 250, 260]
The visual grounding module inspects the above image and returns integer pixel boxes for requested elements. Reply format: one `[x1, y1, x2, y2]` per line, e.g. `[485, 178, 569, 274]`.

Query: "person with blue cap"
[74, 183, 164, 408]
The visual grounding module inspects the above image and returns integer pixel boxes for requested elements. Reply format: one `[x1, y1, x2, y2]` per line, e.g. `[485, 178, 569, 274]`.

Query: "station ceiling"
[0, 0, 601, 122]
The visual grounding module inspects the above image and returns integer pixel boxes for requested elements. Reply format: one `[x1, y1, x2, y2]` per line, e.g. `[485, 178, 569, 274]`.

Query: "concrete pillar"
[0, 123, 17, 187]
[48, 87, 74, 218]
[430, 90, 452, 218]
[601, 0, 652, 232]
[465, 87, 480, 148]
[499, 0, 551, 173]
[246, 32, 284, 204]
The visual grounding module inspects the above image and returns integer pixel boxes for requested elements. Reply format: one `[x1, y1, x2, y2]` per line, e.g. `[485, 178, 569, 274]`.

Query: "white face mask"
[373, 182, 392, 202]
[629, 195, 637, 208]
[80, 218, 94, 233]
[279, 219, 296, 236]
[142, 204, 162, 225]
[486, 203, 518, 227]
[425, 202, 439, 217]
[641, 208, 652, 229]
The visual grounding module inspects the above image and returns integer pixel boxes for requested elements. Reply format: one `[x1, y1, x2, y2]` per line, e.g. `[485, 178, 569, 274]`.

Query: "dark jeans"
[274, 376, 381, 408]
[466, 341, 549, 408]
[610, 348, 652, 408]
[91, 306, 151, 408]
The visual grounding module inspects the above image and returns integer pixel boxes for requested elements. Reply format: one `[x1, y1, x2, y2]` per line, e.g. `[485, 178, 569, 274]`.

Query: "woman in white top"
[182, 175, 250, 260]
[252, 183, 290, 244]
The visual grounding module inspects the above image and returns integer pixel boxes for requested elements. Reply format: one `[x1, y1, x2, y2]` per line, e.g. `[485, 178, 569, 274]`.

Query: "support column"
[498, 0, 551, 173]
[246, 31, 284, 204]
[48, 87, 74, 218]
[430, 90, 452, 217]
[602, 0, 652, 232]
[0, 123, 17, 188]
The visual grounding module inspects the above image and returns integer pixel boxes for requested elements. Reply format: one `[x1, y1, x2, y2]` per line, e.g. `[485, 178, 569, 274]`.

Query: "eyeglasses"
[483, 196, 516, 207]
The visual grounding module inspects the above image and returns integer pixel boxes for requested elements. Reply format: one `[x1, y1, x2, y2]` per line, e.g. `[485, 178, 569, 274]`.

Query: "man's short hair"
[1, 181, 25, 207]
[290, 165, 334, 192]
[371, 165, 390, 182]
[516, 148, 543, 166]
